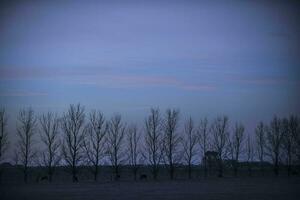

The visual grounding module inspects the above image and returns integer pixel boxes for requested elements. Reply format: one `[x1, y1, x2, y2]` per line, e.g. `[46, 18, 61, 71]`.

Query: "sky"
[0, 0, 300, 138]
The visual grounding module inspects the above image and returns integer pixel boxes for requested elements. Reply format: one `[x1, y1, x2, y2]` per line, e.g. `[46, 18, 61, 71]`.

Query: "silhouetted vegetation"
[16, 108, 37, 183]
[61, 104, 85, 182]
[0, 107, 9, 182]
[82, 110, 107, 181]
[106, 114, 126, 180]
[38, 112, 61, 182]
[182, 117, 197, 179]
[0, 104, 299, 183]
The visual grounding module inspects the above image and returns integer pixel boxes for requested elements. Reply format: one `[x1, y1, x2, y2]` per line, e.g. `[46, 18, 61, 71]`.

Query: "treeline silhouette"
[0, 104, 299, 183]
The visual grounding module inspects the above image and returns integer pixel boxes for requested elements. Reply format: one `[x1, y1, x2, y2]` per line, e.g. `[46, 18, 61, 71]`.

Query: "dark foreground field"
[1, 177, 300, 200]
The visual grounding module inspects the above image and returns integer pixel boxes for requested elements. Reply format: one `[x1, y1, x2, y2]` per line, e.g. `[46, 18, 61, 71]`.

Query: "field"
[1, 177, 300, 200]
[1, 165, 300, 200]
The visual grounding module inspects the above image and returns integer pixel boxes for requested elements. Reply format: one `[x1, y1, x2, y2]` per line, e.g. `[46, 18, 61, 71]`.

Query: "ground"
[1, 177, 300, 200]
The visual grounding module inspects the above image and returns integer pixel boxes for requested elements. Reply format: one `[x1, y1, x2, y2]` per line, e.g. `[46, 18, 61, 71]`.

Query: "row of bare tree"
[0, 105, 299, 182]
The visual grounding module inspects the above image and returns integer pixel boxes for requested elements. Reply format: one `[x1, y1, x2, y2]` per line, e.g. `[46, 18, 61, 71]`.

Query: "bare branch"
[106, 114, 125, 180]
[0, 107, 9, 163]
[144, 108, 162, 180]
[182, 117, 197, 179]
[61, 103, 85, 182]
[16, 107, 37, 183]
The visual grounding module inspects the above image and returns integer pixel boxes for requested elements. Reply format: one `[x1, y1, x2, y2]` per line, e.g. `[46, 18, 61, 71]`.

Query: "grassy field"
[1, 165, 300, 200]
[1, 177, 300, 200]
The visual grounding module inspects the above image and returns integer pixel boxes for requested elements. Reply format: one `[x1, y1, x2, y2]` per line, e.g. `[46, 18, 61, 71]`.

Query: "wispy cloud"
[68, 74, 216, 91]
[180, 85, 216, 91]
[0, 66, 110, 81]
[0, 91, 48, 97]
[236, 78, 299, 86]
[0, 66, 216, 91]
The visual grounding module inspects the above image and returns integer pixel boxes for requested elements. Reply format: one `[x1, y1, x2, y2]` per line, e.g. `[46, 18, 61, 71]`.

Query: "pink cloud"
[0, 66, 216, 91]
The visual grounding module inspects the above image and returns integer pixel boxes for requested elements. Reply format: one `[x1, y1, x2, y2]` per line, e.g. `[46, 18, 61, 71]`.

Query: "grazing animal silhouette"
[40, 176, 48, 181]
[115, 175, 120, 181]
[140, 174, 147, 180]
[73, 176, 78, 182]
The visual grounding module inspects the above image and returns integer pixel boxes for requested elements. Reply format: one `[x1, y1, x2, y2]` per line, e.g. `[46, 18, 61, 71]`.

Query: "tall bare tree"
[0, 108, 9, 163]
[281, 117, 294, 176]
[211, 116, 229, 177]
[197, 117, 210, 177]
[255, 121, 266, 175]
[228, 122, 245, 176]
[16, 108, 37, 183]
[0, 107, 9, 183]
[106, 114, 126, 180]
[82, 110, 107, 181]
[182, 117, 197, 179]
[39, 112, 61, 182]
[289, 115, 300, 163]
[61, 104, 85, 182]
[265, 116, 283, 176]
[126, 124, 141, 180]
[145, 108, 163, 180]
[162, 108, 181, 180]
[246, 135, 255, 176]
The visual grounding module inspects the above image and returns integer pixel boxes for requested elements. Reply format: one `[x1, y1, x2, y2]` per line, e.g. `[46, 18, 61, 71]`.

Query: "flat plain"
[1, 177, 300, 200]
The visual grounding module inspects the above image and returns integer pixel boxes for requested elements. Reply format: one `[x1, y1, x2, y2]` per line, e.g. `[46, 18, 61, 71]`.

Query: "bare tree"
[106, 114, 126, 180]
[144, 108, 163, 180]
[246, 135, 255, 176]
[39, 112, 61, 182]
[281, 117, 293, 176]
[126, 124, 141, 180]
[162, 108, 181, 180]
[82, 110, 107, 181]
[16, 108, 37, 183]
[228, 122, 245, 176]
[0, 107, 9, 183]
[13, 149, 19, 166]
[255, 121, 266, 175]
[0, 108, 9, 163]
[289, 115, 300, 163]
[61, 104, 85, 182]
[211, 116, 229, 177]
[182, 117, 197, 179]
[197, 117, 210, 177]
[265, 116, 283, 176]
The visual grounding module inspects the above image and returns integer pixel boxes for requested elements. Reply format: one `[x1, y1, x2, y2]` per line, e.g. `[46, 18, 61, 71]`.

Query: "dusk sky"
[0, 0, 299, 135]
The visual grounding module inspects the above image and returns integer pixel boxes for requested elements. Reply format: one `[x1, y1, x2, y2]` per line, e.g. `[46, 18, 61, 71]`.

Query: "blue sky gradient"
[0, 0, 299, 135]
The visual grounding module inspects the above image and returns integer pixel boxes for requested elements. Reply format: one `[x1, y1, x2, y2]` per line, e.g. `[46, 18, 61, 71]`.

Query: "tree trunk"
[153, 167, 158, 180]
[260, 160, 264, 176]
[234, 162, 238, 177]
[24, 166, 28, 183]
[170, 164, 174, 180]
[133, 168, 137, 181]
[72, 165, 77, 182]
[188, 164, 191, 179]
[287, 153, 291, 177]
[203, 156, 207, 177]
[48, 168, 53, 182]
[94, 166, 98, 181]
[274, 156, 279, 176]
[218, 159, 223, 177]
[248, 164, 252, 177]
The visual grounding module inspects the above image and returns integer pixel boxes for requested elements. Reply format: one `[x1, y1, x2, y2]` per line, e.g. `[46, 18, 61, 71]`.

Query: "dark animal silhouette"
[74, 176, 78, 182]
[115, 175, 120, 181]
[140, 174, 147, 180]
[40, 176, 48, 181]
